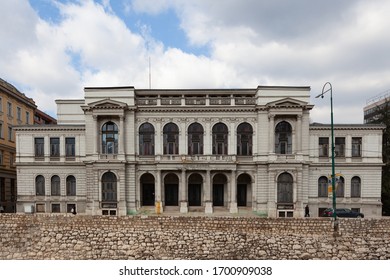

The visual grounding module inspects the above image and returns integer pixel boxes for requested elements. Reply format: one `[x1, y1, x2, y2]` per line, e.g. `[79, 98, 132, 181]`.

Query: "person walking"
[305, 204, 310, 217]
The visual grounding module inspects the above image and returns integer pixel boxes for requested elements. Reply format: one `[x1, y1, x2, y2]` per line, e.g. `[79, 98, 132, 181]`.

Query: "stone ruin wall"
[1, 215, 389, 260]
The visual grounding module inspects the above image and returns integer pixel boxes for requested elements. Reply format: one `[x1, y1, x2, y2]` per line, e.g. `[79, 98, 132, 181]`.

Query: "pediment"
[266, 97, 308, 107]
[88, 99, 128, 109]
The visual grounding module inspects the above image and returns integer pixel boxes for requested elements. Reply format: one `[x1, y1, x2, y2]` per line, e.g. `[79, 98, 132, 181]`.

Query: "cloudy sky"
[1, 0, 390, 123]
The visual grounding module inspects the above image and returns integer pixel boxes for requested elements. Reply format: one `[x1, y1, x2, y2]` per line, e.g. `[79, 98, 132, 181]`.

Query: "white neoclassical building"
[15, 86, 384, 217]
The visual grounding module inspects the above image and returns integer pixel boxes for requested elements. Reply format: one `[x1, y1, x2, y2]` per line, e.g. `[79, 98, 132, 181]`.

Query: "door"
[188, 184, 201, 206]
[165, 184, 178, 206]
[213, 184, 224, 206]
[142, 183, 155, 206]
[237, 184, 247, 206]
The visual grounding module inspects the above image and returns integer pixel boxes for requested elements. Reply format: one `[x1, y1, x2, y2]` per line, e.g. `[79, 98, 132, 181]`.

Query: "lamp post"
[315, 82, 338, 232]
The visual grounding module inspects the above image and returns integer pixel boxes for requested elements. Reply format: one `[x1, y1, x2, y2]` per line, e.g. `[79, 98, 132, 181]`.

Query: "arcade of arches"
[138, 171, 254, 213]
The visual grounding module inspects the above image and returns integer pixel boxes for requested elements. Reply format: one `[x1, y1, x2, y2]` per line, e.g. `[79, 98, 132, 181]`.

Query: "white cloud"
[1, 0, 390, 123]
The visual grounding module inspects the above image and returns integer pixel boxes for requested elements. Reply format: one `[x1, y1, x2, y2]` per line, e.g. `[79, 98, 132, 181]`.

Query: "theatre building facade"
[14, 86, 384, 217]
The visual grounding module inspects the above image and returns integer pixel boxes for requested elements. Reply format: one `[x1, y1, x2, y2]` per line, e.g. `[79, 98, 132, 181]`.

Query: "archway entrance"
[188, 173, 202, 206]
[140, 173, 155, 206]
[277, 172, 294, 217]
[164, 173, 179, 206]
[237, 173, 251, 207]
[213, 174, 227, 206]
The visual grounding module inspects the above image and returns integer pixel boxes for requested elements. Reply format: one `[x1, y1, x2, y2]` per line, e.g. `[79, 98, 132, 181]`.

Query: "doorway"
[140, 173, 155, 206]
[213, 184, 224, 206]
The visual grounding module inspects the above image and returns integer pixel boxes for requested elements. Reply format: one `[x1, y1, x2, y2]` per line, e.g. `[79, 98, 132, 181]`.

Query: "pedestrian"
[0, 205, 4, 213]
[305, 204, 310, 217]
[71, 207, 77, 215]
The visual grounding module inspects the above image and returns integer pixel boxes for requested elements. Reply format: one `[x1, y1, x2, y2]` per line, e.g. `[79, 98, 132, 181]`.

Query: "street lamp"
[315, 82, 338, 232]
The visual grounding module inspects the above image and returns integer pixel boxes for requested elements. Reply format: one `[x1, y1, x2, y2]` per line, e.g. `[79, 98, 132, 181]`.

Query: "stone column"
[205, 120, 212, 155]
[179, 121, 186, 155]
[60, 135, 65, 162]
[229, 170, 238, 213]
[205, 170, 213, 213]
[229, 122, 236, 155]
[155, 120, 162, 156]
[180, 169, 188, 213]
[269, 114, 275, 153]
[93, 115, 99, 154]
[155, 170, 163, 214]
[119, 116, 125, 154]
[297, 115, 302, 154]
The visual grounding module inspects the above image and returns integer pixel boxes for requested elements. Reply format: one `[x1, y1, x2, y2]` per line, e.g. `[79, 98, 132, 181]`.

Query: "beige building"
[15, 86, 384, 217]
[0, 78, 36, 212]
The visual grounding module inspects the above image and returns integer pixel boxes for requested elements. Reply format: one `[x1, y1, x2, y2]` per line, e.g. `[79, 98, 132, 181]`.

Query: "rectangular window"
[7, 102, 12, 117]
[352, 137, 362, 157]
[34, 138, 44, 157]
[319, 137, 329, 157]
[8, 126, 13, 141]
[9, 152, 14, 167]
[50, 137, 60, 158]
[26, 111, 30, 124]
[17, 107, 21, 121]
[65, 137, 75, 158]
[51, 204, 61, 213]
[67, 204, 76, 214]
[36, 203, 46, 213]
[0, 123, 3, 139]
[335, 137, 345, 157]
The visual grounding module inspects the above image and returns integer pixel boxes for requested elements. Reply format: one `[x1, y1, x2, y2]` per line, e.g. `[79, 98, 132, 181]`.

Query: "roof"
[310, 122, 385, 129]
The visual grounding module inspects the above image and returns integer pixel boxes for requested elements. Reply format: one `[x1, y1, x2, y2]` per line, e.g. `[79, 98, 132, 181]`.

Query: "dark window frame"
[102, 121, 118, 154]
[35, 175, 45, 196]
[35, 138, 44, 158]
[188, 122, 204, 155]
[51, 175, 61, 196]
[237, 122, 253, 156]
[212, 123, 228, 155]
[139, 122, 155, 156]
[275, 121, 292, 154]
[163, 122, 179, 155]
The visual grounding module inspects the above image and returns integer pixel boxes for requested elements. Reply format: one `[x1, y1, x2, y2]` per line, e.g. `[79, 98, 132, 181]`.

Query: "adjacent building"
[0, 78, 37, 212]
[363, 90, 390, 123]
[15, 86, 384, 217]
[34, 108, 57, 125]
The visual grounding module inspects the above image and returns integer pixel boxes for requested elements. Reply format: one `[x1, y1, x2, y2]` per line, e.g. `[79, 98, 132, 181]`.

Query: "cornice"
[137, 106, 257, 113]
[14, 125, 85, 132]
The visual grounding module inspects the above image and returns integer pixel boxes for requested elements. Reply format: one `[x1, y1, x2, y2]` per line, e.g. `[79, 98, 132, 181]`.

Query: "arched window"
[139, 122, 155, 155]
[102, 172, 117, 202]
[102, 121, 118, 154]
[212, 123, 228, 155]
[163, 123, 179, 154]
[351, 176, 361, 198]
[275, 121, 292, 154]
[66, 175, 76, 196]
[277, 172, 293, 203]
[336, 176, 345, 197]
[35, 175, 45, 196]
[318, 176, 328, 197]
[188, 122, 204, 155]
[51, 175, 60, 196]
[237, 122, 253, 155]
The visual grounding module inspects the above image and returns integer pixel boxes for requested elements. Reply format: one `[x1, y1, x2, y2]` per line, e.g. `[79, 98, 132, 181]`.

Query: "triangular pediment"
[88, 99, 128, 108]
[266, 97, 308, 107]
